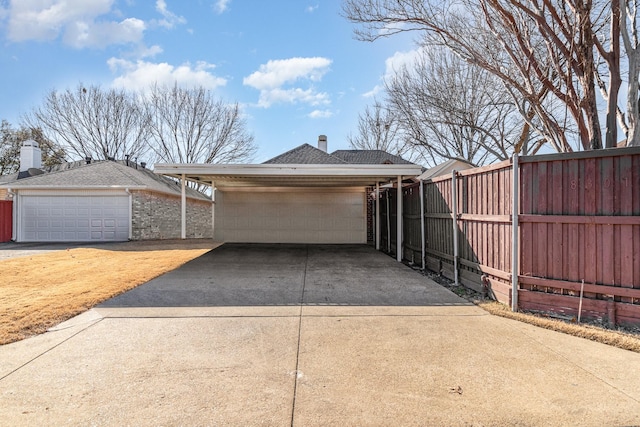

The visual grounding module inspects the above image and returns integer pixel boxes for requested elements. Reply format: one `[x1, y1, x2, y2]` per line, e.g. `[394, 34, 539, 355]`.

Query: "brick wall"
[131, 190, 212, 240]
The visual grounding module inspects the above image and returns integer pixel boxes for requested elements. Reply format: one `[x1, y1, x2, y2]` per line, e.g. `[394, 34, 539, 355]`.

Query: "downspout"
[511, 154, 520, 311]
[452, 171, 459, 286]
[125, 188, 133, 241]
[8, 188, 16, 241]
[375, 182, 380, 251]
[181, 174, 186, 239]
[419, 179, 425, 270]
[396, 175, 403, 262]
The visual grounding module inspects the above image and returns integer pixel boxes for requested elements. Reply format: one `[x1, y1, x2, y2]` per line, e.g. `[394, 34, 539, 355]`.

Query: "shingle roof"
[263, 144, 347, 164]
[263, 144, 417, 166]
[0, 160, 209, 201]
[330, 150, 415, 165]
[417, 159, 474, 181]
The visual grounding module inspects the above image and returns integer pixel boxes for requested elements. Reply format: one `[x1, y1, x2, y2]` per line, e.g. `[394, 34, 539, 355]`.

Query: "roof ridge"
[8, 159, 98, 184]
[263, 143, 348, 164]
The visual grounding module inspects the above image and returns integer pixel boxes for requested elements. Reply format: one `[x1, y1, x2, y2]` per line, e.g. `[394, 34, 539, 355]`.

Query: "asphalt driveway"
[1, 243, 640, 426]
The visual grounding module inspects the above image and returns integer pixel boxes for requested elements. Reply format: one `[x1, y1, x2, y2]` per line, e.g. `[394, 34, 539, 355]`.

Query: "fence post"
[375, 182, 380, 251]
[511, 154, 519, 311]
[451, 170, 459, 286]
[419, 180, 426, 270]
[397, 175, 403, 262]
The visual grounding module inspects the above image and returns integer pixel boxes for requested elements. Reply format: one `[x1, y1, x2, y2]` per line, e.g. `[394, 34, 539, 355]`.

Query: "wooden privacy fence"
[381, 147, 640, 326]
[0, 200, 12, 243]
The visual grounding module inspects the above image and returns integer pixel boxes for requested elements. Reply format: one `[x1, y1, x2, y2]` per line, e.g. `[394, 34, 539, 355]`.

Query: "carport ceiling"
[154, 164, 423, 187]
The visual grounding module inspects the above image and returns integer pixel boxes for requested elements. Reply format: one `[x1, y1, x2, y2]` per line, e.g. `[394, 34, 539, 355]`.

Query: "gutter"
[1, 184, 209, 202]
[125, 188, 133, 240]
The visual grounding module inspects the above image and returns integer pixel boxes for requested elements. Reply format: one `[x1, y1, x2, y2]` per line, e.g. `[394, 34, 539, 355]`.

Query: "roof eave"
[4, 184, 209, 201]
[154, 163, 423, 178]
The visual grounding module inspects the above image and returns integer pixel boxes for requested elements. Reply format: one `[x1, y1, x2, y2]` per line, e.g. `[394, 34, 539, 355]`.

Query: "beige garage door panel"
[217, 191, 366, 244]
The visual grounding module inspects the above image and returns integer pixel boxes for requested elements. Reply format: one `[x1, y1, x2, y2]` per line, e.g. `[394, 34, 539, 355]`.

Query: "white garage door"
[216, 190, 366, 244]
[20, 195, 129, 242]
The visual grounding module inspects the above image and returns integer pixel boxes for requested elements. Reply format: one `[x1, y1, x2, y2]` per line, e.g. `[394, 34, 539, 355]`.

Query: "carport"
[154, 163, 422, 261]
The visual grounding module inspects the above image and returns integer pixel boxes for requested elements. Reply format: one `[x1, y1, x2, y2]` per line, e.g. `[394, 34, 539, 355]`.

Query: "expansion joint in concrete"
[290, 244, 309, 426]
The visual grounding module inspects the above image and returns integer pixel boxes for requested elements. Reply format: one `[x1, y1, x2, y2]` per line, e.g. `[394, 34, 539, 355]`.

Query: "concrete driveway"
[1, 243, 640, 426]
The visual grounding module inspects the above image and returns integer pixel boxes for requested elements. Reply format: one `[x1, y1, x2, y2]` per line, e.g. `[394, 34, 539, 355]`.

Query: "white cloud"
[363, 85, 383, 98]
[308, 109, 332, 119]
[155, 0, 185, 29]
[6, 0, 113, 42]
[364, 49, 420, 98]
[4, 0, 151, 49]
[306, 4, 319, 13]
[256, 88, 329, 108]
[384, 49, 420, 77]
[64, 17, 145, 49]
[243, 57, 332, 108]
[244, 57, 332, 90]
[214, 0, 230, 14]
[137, 44, 163, 59]
[108, 58, 227, 91]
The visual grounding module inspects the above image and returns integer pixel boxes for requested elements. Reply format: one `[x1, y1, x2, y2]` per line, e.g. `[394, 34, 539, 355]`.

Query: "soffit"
[153, 164, 423, 188]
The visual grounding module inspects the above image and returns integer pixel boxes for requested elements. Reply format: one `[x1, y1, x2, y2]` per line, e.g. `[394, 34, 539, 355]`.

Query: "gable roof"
[331, 149, 415, 165]
[0, 160, 209, 201]
[263, 143, 417, 166]
[417, 159, 475, 181]
[263, 143, 347, 164]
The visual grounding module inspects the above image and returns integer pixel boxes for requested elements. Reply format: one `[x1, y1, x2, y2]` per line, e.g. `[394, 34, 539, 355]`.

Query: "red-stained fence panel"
[0, 200, 12, 243]
[518, 147, 640, 325]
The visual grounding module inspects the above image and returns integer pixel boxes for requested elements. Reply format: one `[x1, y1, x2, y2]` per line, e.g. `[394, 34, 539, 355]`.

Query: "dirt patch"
[0, 242, 216, 345]
[418, 268, 640, 353]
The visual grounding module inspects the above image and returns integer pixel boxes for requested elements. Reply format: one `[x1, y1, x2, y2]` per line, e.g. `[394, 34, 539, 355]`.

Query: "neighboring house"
[415, 159, 474, 181]
[0, 140, 212, 242]
[155, 135, 422, 246]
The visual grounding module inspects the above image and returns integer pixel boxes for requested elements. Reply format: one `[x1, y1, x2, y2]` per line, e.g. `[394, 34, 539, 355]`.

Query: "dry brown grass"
[477, 299, 640, 353]
[0, 247, 210, 345]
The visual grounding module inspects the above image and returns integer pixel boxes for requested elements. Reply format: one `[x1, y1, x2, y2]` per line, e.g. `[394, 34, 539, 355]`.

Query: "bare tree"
[342, 0, 608, 151]
[0, 120, 66, 175]
[593, 0, 622, 148]
[25, 84, 150, 161]
[620, 0, 640, 146]
[385, 47, 529, 166]
[145, 84, 256, 165]
[347, 99, 416, 160]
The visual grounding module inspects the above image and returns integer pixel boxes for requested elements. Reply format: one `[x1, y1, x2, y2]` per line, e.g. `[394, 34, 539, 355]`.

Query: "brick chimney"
[20, 140, 42, 172]
[318, 135, 327, 152]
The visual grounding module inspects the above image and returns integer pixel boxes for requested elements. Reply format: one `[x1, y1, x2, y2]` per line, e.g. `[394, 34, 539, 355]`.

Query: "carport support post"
[375, 182, 380, 251]
[419, 180, 425, 270]
[181, 174, 186, 239]
[396, 175, 402, 262]
[386, 192, 391, 253]
[211, 181, 216, 239]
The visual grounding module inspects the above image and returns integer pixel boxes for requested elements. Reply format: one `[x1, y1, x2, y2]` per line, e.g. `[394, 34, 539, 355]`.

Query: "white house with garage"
[0, 140, 212, 242]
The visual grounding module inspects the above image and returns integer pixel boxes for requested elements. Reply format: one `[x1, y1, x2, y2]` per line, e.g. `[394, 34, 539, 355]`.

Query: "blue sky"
[0, 0, 416, 163]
